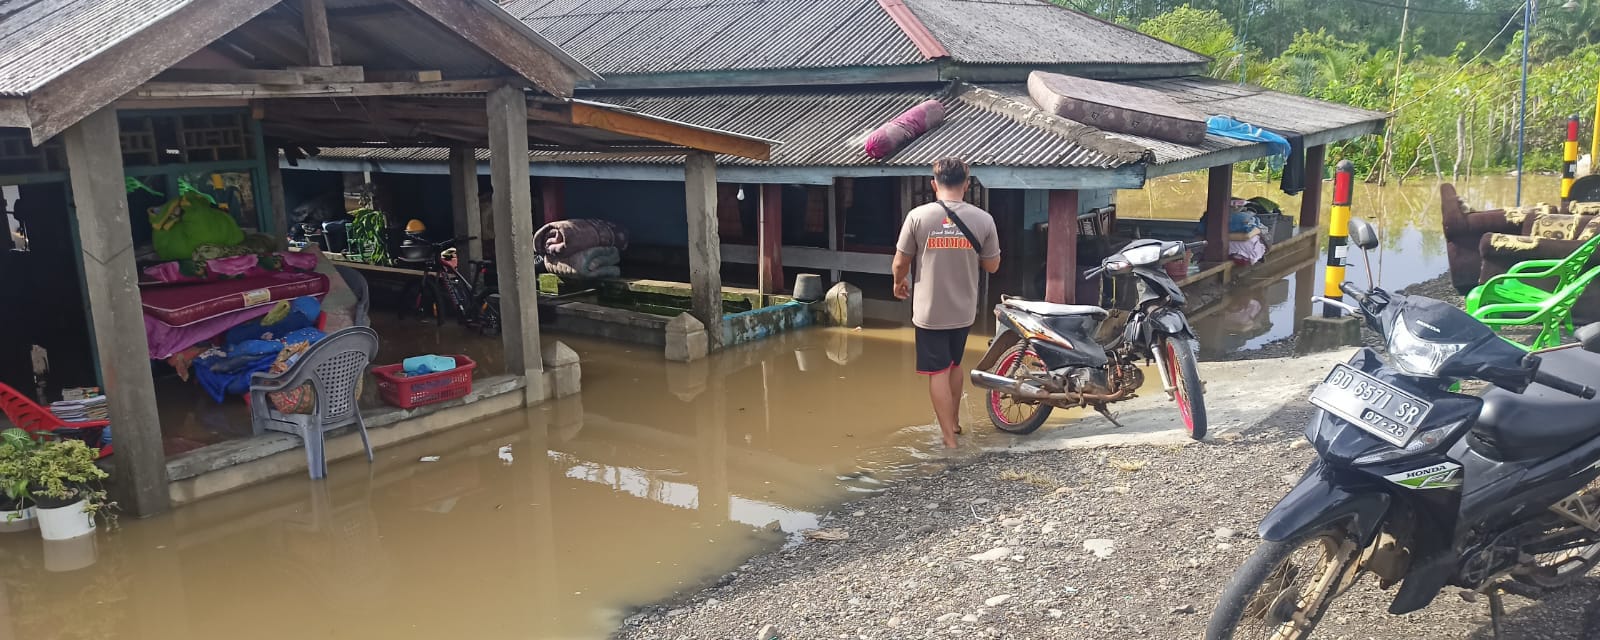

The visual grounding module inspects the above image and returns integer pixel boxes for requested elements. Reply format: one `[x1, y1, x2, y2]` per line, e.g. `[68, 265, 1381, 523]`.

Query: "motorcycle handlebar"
[1525, 354, 1598, 399]
[1185, 241, 1207, 252]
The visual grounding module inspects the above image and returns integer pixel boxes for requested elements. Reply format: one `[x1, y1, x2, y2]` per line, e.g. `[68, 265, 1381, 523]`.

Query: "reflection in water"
[0, 326, 986, 640]
[1152, 174, 1563, 356]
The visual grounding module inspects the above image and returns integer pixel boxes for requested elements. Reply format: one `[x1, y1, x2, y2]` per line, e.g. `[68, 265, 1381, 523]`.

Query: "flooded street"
[0, 174, 1564, 639]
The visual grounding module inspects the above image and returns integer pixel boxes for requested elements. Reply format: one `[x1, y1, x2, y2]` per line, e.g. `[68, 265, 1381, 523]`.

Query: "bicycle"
[398, 237, 501, 335]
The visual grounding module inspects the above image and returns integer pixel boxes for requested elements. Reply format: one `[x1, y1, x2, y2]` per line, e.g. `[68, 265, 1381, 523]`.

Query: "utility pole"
[1517, 0, 1534, 206]
[1376, 0, 1411, 183]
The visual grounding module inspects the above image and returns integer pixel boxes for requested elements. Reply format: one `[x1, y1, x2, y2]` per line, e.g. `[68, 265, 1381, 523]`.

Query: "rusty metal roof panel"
[0, 0, 194, 96]
[504, 0, 924, 76]
[901, 0, 1208, 67]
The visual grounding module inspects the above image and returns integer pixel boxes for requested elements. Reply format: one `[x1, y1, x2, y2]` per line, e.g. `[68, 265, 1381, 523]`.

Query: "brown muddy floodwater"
[0, 326, 1021, 640]
[0, 174, 1563, 640]
[1127, 174, 1562, 357]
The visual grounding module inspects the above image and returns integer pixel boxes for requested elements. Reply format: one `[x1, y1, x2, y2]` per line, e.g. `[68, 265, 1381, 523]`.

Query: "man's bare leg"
[929, 369, 960, 448]
[948, 365, 964, 434]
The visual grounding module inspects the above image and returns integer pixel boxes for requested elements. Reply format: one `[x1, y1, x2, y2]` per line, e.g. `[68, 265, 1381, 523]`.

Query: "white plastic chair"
[248, 327, 379, 479]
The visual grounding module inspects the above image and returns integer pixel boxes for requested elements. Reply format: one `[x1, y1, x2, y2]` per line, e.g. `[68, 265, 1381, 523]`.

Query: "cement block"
[1295, 314, 1364, 355]
[665, 313, 709, 362]
[542, 340, 582, 398]
[825, 282, 863, 327]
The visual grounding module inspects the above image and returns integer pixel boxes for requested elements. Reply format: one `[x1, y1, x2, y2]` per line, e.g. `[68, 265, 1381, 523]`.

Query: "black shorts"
[916, 326, 971, 374]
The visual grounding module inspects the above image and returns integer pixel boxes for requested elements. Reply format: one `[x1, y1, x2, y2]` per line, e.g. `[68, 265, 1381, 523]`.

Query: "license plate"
[1308, 364, 1434, 447]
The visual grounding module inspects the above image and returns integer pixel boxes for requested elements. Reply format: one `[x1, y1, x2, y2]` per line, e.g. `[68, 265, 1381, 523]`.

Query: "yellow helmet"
[405, 219, 426, 234]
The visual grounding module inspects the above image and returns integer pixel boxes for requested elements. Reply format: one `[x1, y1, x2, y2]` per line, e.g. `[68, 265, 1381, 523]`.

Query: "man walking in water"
[893, 158, 1001, 448]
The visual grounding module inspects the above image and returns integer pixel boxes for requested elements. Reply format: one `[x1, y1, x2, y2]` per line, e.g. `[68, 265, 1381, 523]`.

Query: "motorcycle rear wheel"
[985, 344, 1053, 435]
[1205, 523, 1360, 640]
[1515, 479, 1600, 588]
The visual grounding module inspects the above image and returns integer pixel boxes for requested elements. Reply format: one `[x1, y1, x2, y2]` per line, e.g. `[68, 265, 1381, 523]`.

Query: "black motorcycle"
[969, 238, 1208, 439]
[1208, 219, 1600, 640]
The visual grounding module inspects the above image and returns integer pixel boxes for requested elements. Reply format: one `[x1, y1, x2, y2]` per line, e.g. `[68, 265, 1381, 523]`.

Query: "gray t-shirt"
[895, 200, 1001, 330]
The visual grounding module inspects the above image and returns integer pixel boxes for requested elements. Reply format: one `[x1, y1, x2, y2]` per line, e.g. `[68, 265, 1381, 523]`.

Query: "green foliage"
[346, 206, 391, 266]
[1122, 2, 1600, 176]
[0, 428, 37, 504]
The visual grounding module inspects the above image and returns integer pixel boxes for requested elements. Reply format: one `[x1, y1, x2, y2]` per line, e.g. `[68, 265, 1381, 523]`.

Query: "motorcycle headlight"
[1120, 244, 1163, 266]
[1388, 313, 1466, 377]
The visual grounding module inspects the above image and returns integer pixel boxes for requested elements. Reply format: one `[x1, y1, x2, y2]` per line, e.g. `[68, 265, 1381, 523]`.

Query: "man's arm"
[892, 251, 912, 300]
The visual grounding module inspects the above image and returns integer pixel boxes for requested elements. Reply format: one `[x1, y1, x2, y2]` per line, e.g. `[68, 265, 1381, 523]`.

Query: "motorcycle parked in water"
[1207, 218, 1600, 640]
[968, 238, 1209, 439]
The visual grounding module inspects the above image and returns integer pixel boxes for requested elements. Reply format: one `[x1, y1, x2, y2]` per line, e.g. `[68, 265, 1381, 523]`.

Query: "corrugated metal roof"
[902, 0, 1208, 67]
[317, 76, 1386, 172]
[505, 0, 925, 75]
[0, 0, 194, 97]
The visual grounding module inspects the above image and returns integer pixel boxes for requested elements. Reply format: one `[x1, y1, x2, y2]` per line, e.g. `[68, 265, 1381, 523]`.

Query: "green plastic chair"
[1465, 232, 1600, 338]
[1470, 265, 1600, 350]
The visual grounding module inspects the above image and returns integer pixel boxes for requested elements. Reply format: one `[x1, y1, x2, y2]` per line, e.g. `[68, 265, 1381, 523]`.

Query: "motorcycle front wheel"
[1205, 523, 1360, 640]
[1162, 335, 1207, 440]
[985, 343, 1053, 435]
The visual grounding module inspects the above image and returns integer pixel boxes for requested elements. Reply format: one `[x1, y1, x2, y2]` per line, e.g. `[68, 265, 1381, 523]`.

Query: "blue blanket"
[1206, 116, 1291, 158]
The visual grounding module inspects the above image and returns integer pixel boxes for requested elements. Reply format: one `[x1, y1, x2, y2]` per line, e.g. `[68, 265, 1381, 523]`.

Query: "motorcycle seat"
[1002, 298, 1108, 318]
[1476, 347, 1600, 460]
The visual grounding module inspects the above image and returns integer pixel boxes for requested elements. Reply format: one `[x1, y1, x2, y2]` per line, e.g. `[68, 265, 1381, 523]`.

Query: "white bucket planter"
[36, 500, 95, 541]
[0, 506, 36, 534]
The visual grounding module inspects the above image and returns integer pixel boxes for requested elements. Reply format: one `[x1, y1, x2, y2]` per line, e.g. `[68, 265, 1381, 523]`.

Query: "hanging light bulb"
[736, 187, 745, 201]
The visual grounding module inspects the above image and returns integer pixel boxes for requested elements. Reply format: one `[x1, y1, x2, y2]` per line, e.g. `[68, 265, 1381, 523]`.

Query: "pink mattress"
[141, 272, 329, 327]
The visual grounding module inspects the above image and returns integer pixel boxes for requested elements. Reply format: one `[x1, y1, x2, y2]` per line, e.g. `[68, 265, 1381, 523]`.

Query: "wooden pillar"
[538, 177, 564, 226]
[1044, 189, 1079, 304]
[487, 85, 543, 397]
[758, 184, 783, 295]
[685, 152, 723, 349]
[64, 108, 170, 517]
[448, 147, 481, 264]
[1204, 165, 1232, 263]
[1300, 145, 1326, 229]
[265, 150, 288, 237]
[299, 0, 334, 66]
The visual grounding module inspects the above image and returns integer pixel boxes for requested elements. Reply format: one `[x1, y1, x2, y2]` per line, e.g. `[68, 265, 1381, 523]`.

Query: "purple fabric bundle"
[865, 100, 946, 160]
[534, 219, 630, 257]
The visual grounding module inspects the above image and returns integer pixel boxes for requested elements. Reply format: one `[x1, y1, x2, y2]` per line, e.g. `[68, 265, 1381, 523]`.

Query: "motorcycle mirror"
[1348, 218, 1380, 251]
[1579, 323, 1600, 354]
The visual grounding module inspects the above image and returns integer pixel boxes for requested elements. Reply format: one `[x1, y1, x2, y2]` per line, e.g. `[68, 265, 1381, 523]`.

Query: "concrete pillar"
[265, 151, 288, 237]
[1204, 165, 1232, 263]
[538, 177, 564, 226]
[685, 152, 723, 349]
[487, 85, 545, 400]
[823, 281, 862, 327]
[540, 341, 581, 399]
[64, 107, 170, 517]
[1044, 189, 1079, 304]
[448, 147, 482, 264]
[758, 184, 783, 295]
[1300, 145, 1326, 229]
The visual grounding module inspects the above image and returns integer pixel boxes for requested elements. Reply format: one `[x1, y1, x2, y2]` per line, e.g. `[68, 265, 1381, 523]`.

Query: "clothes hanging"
[1279, 134, 1307, 196]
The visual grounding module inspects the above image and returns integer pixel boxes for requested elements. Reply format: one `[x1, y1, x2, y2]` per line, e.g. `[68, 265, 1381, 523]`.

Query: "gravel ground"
[615, 402, 1600, 640]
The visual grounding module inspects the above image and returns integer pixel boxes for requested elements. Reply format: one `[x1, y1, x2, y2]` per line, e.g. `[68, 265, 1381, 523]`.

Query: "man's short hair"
[933, 157, 969, 187]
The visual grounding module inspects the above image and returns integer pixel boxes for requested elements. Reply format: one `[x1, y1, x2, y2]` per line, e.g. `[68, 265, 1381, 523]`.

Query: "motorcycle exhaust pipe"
[970, 370, 1052, 400]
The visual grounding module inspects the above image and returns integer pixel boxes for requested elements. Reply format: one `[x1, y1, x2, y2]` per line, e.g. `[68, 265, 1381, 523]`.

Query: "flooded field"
[1128, 174, 1562, 357]
[0, 174, 1563, 639]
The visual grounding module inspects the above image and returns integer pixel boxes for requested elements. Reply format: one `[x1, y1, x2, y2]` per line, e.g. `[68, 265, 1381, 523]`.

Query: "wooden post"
[1204, 165, 1232, 263]
[299, 0, 334, 66]
[758, 184, 784, 295]
[685, 152, 723, 349]
[538, 177, 564, 226]
[63, 108, 170, 517]
[487, 85, 544, 399]
[1044, 189, 1079, 304]
[265, 149, 288, 237]
[448, 147, 481, 264]
[1300, 145, 1326, 229]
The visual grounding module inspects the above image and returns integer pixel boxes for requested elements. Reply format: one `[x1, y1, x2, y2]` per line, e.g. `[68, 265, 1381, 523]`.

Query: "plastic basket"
[372, 355, 477, 409]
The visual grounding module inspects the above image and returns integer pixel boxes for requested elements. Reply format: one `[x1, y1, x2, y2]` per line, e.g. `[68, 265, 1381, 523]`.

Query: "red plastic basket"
[372, 355, 477, 409]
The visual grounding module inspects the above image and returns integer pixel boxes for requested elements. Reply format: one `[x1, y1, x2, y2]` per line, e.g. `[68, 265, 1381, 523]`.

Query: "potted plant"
[0, 429, 37, 533]
[25, 438, 112, 540]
